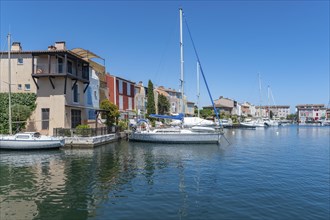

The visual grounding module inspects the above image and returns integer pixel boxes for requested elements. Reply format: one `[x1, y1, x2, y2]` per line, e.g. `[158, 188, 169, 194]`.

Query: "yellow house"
[0, 41, 96, 135]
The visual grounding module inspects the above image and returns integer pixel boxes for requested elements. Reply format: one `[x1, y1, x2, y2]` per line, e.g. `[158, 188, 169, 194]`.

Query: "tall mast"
[267, 85, 270, 118]
[258, 73, 262, 118]
[179, 8, 185, 114]
[197, 61, 200, 118]
[7, 33, 12, 135]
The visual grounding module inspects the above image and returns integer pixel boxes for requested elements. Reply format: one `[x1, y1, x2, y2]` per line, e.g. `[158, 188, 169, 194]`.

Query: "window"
[67, 61, 73, 74]
[58, 57, 63, 73]
[82, 64, 89, 79]
[17, 58, 23, 65]
[88, 109, 96, 120]
[119, 95, 123, 110]
[71, 109, 81, 128]
[41, 108, 50, 130]
[118, 80, 123, 94]
[127, 83, 131, 96]
[25, 84, 30, 91]
[73, 84, 79, 103]
[94, 91, 97, 100]
[86, 87, 92, 105]
[17, 84, 22, 90]
[128, 97, 132, 110]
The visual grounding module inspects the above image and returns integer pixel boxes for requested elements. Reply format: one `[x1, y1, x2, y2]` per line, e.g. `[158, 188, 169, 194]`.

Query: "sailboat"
[169, 61, 215, 128]
[0, 33, 64, 150]
[129, 8, 223, 144]
[240, 73, 266, 128]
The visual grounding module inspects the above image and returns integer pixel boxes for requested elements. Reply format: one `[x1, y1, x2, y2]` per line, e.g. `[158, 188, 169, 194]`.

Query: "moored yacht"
[0, 132, 64, 150]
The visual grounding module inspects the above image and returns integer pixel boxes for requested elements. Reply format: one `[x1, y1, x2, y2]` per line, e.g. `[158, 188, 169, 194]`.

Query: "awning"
[71, 48, 103, 60]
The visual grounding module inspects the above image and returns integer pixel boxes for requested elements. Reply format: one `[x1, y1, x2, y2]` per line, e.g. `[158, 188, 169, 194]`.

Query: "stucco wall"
[0, 54, 36, 93]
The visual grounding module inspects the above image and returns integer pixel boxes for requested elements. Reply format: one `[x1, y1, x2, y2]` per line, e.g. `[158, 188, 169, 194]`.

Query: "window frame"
[17, 58, 23, 65]
[72, 83, 79, 104]
[41, 108, 50, 130]
[24, 84, 31, 91]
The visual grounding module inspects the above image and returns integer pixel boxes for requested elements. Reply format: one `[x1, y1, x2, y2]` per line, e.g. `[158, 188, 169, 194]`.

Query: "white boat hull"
[0, 133, 64, 150]
[129, 132, 220, 144]
[0, 139, 64, 150]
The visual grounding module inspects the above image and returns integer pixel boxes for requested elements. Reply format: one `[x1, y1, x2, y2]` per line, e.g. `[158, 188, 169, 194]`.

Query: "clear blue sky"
[1, 1, 329, 112]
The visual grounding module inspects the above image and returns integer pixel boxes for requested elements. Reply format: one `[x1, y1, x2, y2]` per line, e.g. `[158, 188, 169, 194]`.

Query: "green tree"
[231, 115, 239, 124]
[269, 110, 274, 119]
[100, 99, 120, 126]
[287, 113, 297, 121]
[147, 80, 156, 116]
[0, 93, 36, 134]
[158, 94, 170, 115]
[200, 108, 213, 119]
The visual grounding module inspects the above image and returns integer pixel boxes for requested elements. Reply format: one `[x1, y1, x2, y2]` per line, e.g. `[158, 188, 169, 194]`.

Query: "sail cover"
[149, 113, 184, 121]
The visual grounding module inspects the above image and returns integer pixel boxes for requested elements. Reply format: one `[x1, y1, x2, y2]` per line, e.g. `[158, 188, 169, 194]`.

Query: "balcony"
[31, 52, 90, 94]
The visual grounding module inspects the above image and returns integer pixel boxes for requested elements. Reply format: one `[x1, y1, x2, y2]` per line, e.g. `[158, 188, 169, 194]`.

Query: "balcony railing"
[34, 64, 48, 74]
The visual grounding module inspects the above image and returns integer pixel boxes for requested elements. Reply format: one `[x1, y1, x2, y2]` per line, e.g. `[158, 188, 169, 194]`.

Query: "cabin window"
[17, 58, 23, 65]
[16, 135, 30, 139]
[42, 108, 50, 130]
[24, 84, 30, 91]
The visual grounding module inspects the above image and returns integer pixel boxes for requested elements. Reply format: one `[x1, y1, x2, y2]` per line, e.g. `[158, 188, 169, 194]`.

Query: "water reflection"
[0, 126, 329, 220]
[0, 142, 223, 220]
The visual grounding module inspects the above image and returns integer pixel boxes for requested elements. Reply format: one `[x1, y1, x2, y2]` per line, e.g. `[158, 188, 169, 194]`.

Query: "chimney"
[55, 41, 66, 50]
[48, 45, 57, 51]
[11, 42, 22, 51]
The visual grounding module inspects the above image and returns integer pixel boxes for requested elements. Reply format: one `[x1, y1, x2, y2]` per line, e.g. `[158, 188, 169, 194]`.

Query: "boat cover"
[149, 113, 184, 121]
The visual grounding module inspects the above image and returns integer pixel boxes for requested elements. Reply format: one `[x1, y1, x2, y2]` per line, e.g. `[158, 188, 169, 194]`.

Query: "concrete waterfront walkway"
[63, 133, 119, 148]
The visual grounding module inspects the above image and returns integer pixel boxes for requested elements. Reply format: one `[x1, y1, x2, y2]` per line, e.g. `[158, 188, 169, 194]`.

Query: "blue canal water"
[0, 125, 329, 220]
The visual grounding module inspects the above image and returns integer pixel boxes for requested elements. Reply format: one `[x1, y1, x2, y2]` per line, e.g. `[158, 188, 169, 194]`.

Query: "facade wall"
[106, 74, 116, 104]
[1, 48, 92, 135]
[0, 54, 36, 93]
[106, 75, 135, 117]
[134, 83, 146, 118]
[296, 104, 325, 123]
[85, 69, 100, 120]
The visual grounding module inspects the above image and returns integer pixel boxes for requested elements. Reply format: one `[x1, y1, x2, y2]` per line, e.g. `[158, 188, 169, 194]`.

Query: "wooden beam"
[75, 59, 78, 76]
[64, 75, 67, 94]
[32, 55, 35, 74]
[48, 54, 51, 74]
[32, 76, 39, 90]
[49, 76, 55, 89]
[71, 79, 78, 90]
[64, 53, 67, 75]
[83, 82, 90, 93]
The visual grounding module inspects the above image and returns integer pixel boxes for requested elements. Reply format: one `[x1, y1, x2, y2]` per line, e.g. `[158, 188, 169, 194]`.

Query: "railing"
[53, 126, 119, 137]
[34, 64, 48, 74]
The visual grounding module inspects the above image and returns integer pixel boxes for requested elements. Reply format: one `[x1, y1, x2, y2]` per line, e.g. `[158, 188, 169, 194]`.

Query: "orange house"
[106, 74, 135, 119]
